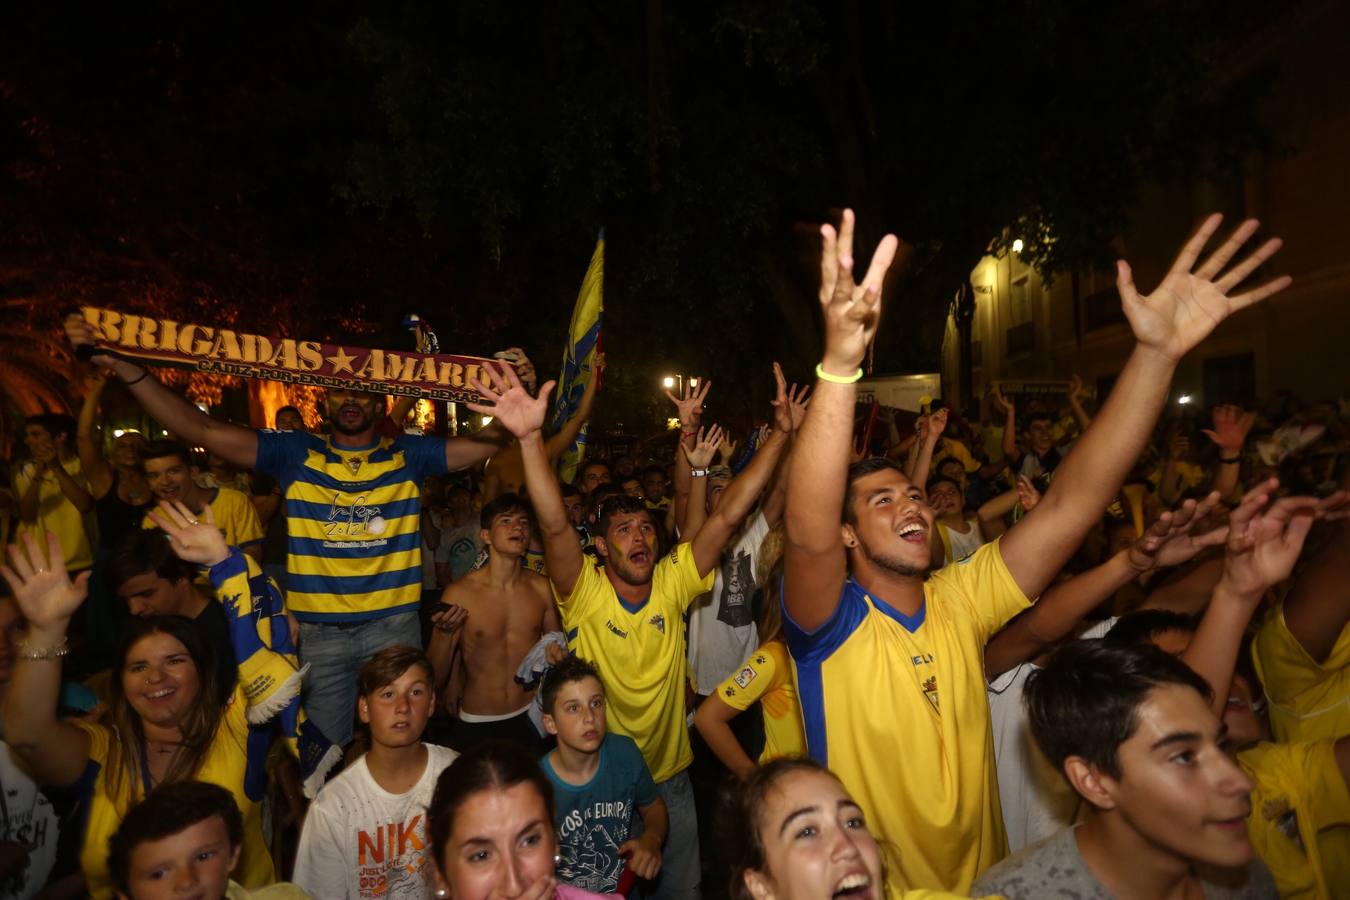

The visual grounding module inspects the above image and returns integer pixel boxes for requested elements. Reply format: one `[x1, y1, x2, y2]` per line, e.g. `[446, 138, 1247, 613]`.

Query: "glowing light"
[195, 403, 209, 413]
[480, 415, 494, 427]
[689, 377, 699, 388]
[1178, 394, 1193, 405]
[662, 376, 675, 389]
[667, 417, 681, 430]
[1011, 239, 1024, 254]
[113, 429, 126, 438]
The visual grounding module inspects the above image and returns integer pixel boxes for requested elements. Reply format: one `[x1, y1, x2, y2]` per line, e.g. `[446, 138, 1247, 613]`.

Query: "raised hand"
[926, 408, 949, 440]
[147, 500, 231, 567]
[1066, 374, 1084, 403]
[770, 361, 810, 433]
[1, 532, 89, 629]
[1015, 475, 1042, 513]
[717, 438, 739, 466]
[683, 425, 724, 469]
[665, 379, 711, 428]
[819, 209, 900, 374]
[469, 361, 556, 439]
[1126, 491, 1228, 572]
[990, 385, 1014, 417]
[499, 347, 538, 394]
[1217, 479, 1337, 601]
[1118, 214, 1291, 362]
[1202, 404, 1256, 455]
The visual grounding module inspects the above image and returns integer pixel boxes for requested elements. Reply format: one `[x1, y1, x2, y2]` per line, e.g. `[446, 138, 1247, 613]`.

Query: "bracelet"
[17, 639, 70, 661]
[689, 468, 710, 478]
[815, 363, 863, 384]
[123, 370, 149, 386]
[1219, 455, 1241, 464]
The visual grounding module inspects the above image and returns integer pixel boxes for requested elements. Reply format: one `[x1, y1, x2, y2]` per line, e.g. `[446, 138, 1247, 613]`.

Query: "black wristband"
[1219, 455, 1241, 464]
[123, 370, 149, 386]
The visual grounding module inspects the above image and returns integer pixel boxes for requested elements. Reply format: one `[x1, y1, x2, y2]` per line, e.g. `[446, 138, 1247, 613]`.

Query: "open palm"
[469, 362, 555, 439]
[1, 533, 89, 629]
[1128, 492, 1227, 571]
[1119, 215, 1290, 362]
[1220, 479, 1319, 600]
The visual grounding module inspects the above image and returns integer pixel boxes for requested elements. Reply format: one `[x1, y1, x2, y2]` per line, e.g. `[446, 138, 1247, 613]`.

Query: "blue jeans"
[298, 611, 422, 747]
[650, 768, 700, 900]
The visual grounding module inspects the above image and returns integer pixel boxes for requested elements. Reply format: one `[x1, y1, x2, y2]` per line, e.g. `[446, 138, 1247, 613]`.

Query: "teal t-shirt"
[541, 733, 658, 893]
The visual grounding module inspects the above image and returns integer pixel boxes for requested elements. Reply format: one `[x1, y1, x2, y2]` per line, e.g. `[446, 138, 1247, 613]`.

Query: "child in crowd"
[108, 781, 310, 900]
[539, 655, 667, 894]
[292, 646, 457, 900]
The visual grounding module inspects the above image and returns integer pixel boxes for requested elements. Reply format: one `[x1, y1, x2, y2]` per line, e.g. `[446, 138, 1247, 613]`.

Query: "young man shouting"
[783, 208, 1289, 891]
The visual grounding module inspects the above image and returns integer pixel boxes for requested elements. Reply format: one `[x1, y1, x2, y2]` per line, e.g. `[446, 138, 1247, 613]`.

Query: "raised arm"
[75, 372, 114, 499]
[1202, 404, 1255, 501]
[909, 408, 947, 489]
[784, 210, 899, 631]
[992, 386, 1018, 464]
[1000, 215, 1290, 599]
[483, 363, 585, 596]
[0, 533, 94, 786]
[1065, 374, 1092, 434]
[679, 426, 723, 542]
[544, 353, 605, 464]
[984, 493, 1227, 678]
[1182, 481, 1342, 716]
[691, 370, 795, 576]
[1281, 511, 1350, 664]
[667, 379, 711, 538]
[762, 383, 808, 526]
[63, 314, 259, 468]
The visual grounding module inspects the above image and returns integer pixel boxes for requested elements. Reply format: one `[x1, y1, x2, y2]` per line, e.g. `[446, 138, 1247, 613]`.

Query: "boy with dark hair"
[108, 780, 309, 899]
[427, 493, 559, 751]
[292, 646, 457, 899]
[139, 440, 264, 561]
[973, 640, 1276, 898]
[108, 530, 237, 698]
[540, 655, 667, 894]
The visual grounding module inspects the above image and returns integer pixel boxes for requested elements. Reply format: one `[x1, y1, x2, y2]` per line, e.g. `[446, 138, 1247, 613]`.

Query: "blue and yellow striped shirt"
[256, 430, 447, 622]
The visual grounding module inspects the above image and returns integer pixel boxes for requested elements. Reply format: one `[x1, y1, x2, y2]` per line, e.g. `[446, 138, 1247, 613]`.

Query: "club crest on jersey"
[648, 613, 666, 634]
[922, 675, 940, 713]
[344, 456, 363, 475]
[734, 667, 756, 689]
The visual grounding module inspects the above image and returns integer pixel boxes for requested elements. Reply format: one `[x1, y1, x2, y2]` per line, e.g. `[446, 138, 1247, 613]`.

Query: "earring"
[554, 853, 562, 868]
[435, 890, 448, 899]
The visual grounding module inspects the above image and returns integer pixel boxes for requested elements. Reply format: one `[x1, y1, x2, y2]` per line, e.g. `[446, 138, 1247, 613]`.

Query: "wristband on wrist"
[17, 639, 70, 661]
[1219, 455, 1241, 464]
[123, 369, 149, 386]
[815, 363, 863, 385]
[689, 468, 710, 478]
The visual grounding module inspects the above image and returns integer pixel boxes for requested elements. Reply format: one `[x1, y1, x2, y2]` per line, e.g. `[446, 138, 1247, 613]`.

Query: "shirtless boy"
[428, 493, 561, 750]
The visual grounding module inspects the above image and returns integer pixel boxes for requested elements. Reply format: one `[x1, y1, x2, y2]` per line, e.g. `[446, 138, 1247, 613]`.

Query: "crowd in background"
[0, 209, 1346, 900]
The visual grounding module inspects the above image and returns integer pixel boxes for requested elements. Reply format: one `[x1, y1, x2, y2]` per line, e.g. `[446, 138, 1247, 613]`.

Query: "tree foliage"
[0, 0, 1278, 431]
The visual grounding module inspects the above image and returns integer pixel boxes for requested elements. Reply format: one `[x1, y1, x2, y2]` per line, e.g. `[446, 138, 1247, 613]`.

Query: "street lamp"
[662, 376, 676, 389]
[1011, 238, 1024, 254]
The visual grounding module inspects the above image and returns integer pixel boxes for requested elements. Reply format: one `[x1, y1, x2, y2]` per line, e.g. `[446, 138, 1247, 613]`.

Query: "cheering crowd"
[0, 208, 1347, 900]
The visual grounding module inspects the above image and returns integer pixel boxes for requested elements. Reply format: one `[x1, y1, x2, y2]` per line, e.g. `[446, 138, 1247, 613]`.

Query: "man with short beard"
[784, 208, 1290, 892]
[507, 361, 795, 900]
[62, 314, 535, 747]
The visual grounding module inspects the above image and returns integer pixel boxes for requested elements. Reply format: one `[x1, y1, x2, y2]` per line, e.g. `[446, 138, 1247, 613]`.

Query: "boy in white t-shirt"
[293, 647, 458, 900]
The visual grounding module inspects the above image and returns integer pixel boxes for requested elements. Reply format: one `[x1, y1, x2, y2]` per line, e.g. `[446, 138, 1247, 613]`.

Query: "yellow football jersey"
[784, 539, 1031, 893]
[1252, 605, 1350, 744]
[1239, 739, 1350, 899]
[714, 639, 806, 763]
[555, 543, 713, 783]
